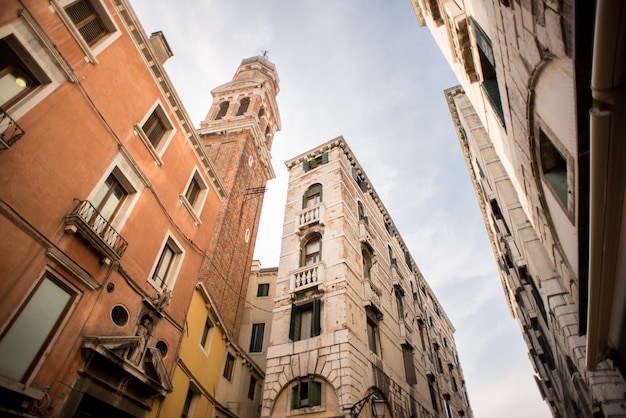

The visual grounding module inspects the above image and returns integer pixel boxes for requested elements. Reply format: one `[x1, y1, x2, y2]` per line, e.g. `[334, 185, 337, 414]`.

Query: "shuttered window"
[66, 0, 107, 46]
[142, 110, 166, 147]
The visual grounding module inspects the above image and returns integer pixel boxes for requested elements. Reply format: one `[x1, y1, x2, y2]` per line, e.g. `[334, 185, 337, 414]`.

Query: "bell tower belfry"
[197, 56, 281, 339]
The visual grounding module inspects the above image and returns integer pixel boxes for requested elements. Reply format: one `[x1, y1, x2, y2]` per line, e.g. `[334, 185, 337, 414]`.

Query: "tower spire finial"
[261, 50, 269, 59]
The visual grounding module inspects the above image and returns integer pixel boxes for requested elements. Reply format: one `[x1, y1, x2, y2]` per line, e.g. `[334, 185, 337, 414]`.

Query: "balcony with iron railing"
[65, 200, 128, 262]
[0, 107, 26, 149]
[295, 203, 325, 232]
[290, 262, 324, 293]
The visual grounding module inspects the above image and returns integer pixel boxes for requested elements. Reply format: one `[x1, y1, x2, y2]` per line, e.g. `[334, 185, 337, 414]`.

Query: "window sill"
[135, 124, 164, 166]
[179, 195, 202, 226]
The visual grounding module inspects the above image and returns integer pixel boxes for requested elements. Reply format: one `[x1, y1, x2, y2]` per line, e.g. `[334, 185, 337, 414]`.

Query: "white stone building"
[261, 137, 472, 418]
[411, 0, 626, 416]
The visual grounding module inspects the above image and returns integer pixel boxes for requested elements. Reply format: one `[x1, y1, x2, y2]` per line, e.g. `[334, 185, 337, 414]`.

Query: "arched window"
[258, 106, 265, 118]
[216, 101, 229, 120]
[302, 233, 322, 266]
[237, 97, 250, 116]
[302, 183, 322, 209]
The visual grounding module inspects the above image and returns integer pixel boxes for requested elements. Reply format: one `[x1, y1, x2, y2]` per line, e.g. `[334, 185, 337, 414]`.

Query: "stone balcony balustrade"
[290, 262, 324, 293]
[295, 203, 324, 232]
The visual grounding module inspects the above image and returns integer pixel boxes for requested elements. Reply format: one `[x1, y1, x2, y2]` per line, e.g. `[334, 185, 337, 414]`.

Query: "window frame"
[536, 124, 574, 219]
[199, 316, 213, 351]
[148, 233, 184, 292]
[291, 379, 323, 410]
[236, 97, 250, 116]
[302, 183, 323, 209]
[249, 323, 265, 353]
[135, 101, 176, 165]
[289, 299, 321, 341]
[180, 168, 210, 225]
[51, 0, 121, 64]
[256, 283, 270, 297]
[222, 352, 235, 381]
[215, 101, 229, 119]
[0, 20, 66, 123]
[0, 268, 79, 384]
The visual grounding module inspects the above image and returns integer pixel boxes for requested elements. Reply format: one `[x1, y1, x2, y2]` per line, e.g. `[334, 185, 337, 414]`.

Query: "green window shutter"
[313, 299, 321, 336]
[289, 304, 298, 341]
[352, 167, 358, 181]
[359, 179, 368, 192]
[292, 384, 301, 409]
[309, 381, 322, 406]
[303, 160, 310, 172]
[321, 152, 328, 164]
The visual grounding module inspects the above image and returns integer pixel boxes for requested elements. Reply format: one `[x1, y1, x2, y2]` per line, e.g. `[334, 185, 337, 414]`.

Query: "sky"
[132, 1, 552, 417]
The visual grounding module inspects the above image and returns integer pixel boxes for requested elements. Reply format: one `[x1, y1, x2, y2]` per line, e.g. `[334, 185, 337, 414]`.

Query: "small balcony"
[295, 203, 324, 232]
[0, 107, 26, 149]
[65, 200, 128, 262]
[291, 263, 324, 293]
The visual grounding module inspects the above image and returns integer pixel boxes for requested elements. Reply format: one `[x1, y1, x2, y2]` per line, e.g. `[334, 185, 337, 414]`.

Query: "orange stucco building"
[0, 0, 226, 416]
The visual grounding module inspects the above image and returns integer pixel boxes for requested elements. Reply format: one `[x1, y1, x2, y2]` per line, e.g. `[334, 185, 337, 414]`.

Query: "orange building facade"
[0, 0, 226, 417]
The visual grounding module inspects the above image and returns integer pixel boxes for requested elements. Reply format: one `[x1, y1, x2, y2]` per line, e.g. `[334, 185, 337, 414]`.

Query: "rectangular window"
[65, 0, 108, 46]
[395, 288, 405, 320]
[539, 129, 568, 209]
[142, 109, 167, 148]
[367, 316, 380, 355]
[289, 300, 321, 341]
[472, 18, 505, 126]
[150, 237, 182, 291]
[248, 376, 257, 400]
[180, 170, 209, 223]
[200, 317, 213, 349]
[402, 344, 417, 385]
[0, 275, 73, 381]
[92, 173, 128, 224]
[249, 323, 265, 353]
[180, 388, 199, 418]
[223, 353, 235, 381]
[185, 177, 203, 207]
[0, 35, 49, 110]
[292, 380, 322, 409]
[256, 283, 269, 297]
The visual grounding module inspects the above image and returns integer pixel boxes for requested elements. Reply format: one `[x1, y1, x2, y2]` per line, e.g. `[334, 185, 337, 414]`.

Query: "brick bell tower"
[197, 55, 281, 339]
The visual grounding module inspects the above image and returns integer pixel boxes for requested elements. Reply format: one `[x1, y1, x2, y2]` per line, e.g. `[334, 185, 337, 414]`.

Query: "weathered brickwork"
[197, 56, 281, 340]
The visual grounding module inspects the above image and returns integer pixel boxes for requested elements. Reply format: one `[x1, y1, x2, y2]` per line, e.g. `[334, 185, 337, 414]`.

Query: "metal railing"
[66, 200, 128, 259]
[0, 107, 26, 149]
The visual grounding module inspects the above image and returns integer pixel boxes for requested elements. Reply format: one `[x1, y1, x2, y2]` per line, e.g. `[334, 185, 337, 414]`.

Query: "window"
[54, 0, 120, 62]
[200, 317, 213, 349]
[302, 183, 322, 208]
[0, 274, 74, 381]
[150, 236, 183, 291]
[223, 352, 235, 381]
[289, 300, 321, 341]
[292, 380, 322, 409]
[237, 97, 250, 116]
[216, 101, 229, 119]
[539, 129, 568, 209]
[248, 376, 257, 400]
[92, 173, 128, 224]
[472, 18, 504, 125]
[362, 248, 373, 279]
[249, 323, 265, 353]
[351, 167, 368, 192]
[428, 376, 439, 412]
[303, 153, 328, 172]
[402, 344, 417, 385]
[65, 0, 109, 46]
[443, 398, 453, 418]
[258, 106, 265, 118]
[366, 308, 381, 355]
[257, 283, 270, 297]
[0, 35, 49, 110]
[180, 387, 198, 418]
[302, 235, 321, 266]
[138, 104, 174, 158]
[395, 287, 405, 320]
[181, 170, 209, 224]
[357, 201, 367, 223]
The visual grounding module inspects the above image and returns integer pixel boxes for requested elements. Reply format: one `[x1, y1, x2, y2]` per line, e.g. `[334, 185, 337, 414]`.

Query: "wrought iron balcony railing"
[65, 200, 128, 261]
[0, 107, 26, 149]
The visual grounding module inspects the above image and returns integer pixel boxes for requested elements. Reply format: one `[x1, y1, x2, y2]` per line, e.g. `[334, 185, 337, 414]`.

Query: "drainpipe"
[587, 0, 626, 370]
